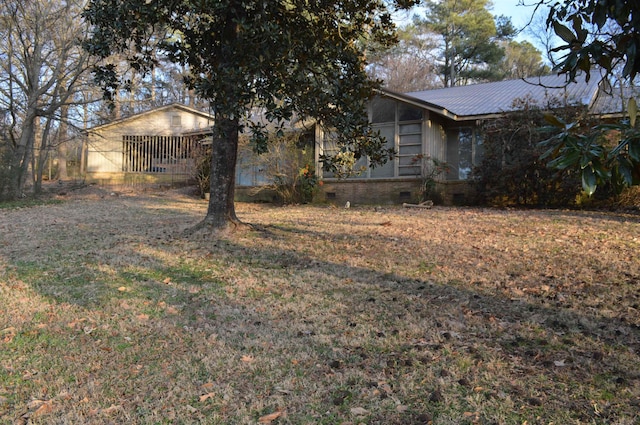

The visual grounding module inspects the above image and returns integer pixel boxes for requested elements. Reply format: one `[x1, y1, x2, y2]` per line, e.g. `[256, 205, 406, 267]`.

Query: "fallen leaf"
[554, 359, 566, 367]
[201, 382, 215, 391]
[378, 381, 392, 394]
[163, 277, 172, 284]
[26, 399, 47, 409]
[117, 286, 128, 292]
[199, 392, 215, 402]
[350, 407, 369, 416]
[396, 404, 409, 413]
[31, 401, 53, 417]
[101, 404, 122, 415]
[241, 355, 255, 363]
[136, 314, 149, 321]
[258, 410, 283, 423]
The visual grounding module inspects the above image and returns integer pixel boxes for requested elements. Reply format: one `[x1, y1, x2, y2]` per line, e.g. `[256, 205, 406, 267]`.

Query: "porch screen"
[122, 135, 196, 174]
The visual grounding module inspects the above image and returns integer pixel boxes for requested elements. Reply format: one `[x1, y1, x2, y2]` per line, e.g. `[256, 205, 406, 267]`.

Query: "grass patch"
[1, 193, 639, 423]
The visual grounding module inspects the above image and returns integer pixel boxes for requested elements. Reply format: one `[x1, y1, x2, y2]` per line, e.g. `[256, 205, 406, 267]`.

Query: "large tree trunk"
[197, 115, 243, 232]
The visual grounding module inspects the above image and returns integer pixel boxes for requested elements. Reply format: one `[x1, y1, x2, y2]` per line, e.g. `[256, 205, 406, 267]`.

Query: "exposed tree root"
[182, 217, 253, 239]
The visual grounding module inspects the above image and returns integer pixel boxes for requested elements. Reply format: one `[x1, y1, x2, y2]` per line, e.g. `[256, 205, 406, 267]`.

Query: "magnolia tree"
[542, 0, 640, 195]
[83, 0, 418, 232]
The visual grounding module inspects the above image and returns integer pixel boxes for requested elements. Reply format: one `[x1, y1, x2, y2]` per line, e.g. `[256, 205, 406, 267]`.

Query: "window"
[398, 123, 423, 176]
[322, 97, 424, 179]
[171, 115, 182, 128]
[371, 97, 396, 123]
[447, 127, 483, 180]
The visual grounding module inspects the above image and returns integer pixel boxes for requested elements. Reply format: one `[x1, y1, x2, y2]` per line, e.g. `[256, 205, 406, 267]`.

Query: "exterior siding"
[86, 105, 213, 185]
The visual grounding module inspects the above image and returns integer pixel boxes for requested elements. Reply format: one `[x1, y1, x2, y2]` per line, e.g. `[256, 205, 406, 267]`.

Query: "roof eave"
[86, 103, 214, 132]
[377, 88, 460, 121]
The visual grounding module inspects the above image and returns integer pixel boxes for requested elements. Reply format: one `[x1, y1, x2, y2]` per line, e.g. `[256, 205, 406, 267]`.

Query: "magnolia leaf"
[629, 140, 640, 162]
[258, 410, 284, 423]
[543, 113, 566, 129]
[350, 407, 370, 415]
[617, 159, 634, 185]
[199, 392, 215, 402]
[628, 97, 637, 128]
[552, 21, 577, 44]
[582, 167, 597, 196]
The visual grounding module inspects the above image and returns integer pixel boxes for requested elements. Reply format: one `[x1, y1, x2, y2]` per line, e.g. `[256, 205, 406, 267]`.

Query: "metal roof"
[400, 73, 603, 119]
[590, 84, 640, 116]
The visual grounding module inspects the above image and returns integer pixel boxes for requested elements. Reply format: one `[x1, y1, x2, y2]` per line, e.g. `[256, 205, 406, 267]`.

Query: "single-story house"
[85, 74, 636, 203]
[315, 73, 633, 205]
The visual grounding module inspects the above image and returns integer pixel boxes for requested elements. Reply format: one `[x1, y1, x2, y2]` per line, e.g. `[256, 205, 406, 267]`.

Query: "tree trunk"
[9, 115, 35, 199]
[56, 104, 70, 180]
[197, 115, 243, 232]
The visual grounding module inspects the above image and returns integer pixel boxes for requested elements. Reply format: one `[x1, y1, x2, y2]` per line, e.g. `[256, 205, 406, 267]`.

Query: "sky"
[393, 0, 553, 43]
[491, 0, 546, 33]
[491, 0, 542, 29]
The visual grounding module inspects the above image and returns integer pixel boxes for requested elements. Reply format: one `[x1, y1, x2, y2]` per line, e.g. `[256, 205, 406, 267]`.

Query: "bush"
[193, 131, 319, 204]
[190, 142, 211, 199]
[248, 132, 319, 204]
[472, 96, 608, 207]
[411, 154, 449, 204]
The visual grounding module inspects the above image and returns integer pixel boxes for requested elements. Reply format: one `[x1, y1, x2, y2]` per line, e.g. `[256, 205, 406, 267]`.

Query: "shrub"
[247, 131, 318, 204]
[411, 154, 450, 204]
[472, 96, 606, 207]
[193, 131, 319, 204]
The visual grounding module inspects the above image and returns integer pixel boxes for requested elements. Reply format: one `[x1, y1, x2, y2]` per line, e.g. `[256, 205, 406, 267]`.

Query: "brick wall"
[316, 179, 476, 206]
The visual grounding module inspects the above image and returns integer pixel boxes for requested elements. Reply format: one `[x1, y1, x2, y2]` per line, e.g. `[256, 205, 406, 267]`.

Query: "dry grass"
[1, 188, 639, 424]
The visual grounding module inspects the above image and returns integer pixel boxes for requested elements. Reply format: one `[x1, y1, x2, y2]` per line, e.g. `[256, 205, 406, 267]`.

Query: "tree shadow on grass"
[3, 201, 640, 424]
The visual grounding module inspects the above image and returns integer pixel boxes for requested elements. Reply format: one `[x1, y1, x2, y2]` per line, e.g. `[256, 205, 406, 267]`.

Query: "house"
[85, 104, 214, 186]
[315, 73, 630, 205]
[84, 74, 635, 204]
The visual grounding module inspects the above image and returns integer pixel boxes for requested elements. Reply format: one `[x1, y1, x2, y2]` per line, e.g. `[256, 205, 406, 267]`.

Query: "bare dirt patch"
[1, 190, 639, 424]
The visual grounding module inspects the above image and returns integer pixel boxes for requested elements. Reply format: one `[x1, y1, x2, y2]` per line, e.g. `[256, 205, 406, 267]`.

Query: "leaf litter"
[0, 188, 639, 423]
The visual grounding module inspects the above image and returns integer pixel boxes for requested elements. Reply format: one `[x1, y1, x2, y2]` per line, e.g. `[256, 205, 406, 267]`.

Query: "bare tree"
[369, 27, 441, 92]
[0, 0, 95, 199]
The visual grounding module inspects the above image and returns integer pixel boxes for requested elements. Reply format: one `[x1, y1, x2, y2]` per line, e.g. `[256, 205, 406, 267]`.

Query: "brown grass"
[1, 188, 639, 424]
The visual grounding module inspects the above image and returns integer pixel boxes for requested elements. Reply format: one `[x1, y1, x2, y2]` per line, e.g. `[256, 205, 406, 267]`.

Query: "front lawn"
[1, 192, 639, 424]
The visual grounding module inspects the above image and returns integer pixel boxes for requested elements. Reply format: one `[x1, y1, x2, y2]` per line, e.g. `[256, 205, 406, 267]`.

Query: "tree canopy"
[84, 0, 417, 230]
[415, 0, 515, 86]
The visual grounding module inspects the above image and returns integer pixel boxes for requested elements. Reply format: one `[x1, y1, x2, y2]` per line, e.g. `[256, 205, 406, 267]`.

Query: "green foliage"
[498, 40, 550, 80]
[83, 0, 418, 172]
[473, 97, 591, 207]
[417, 0, 514, 86]
[540, 101, 640, 196]
[547, 0, 640, 82]
[540, 0, 640, 196]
